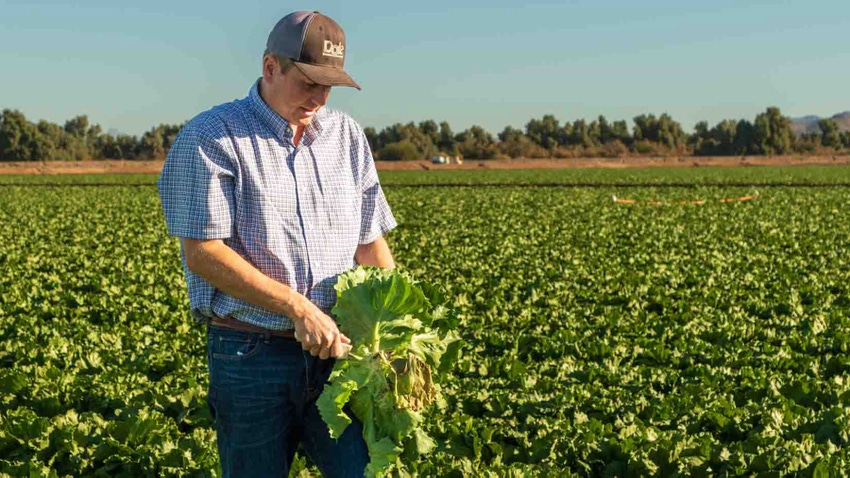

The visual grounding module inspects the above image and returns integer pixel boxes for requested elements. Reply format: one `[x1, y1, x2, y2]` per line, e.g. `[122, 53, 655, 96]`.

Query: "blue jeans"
[206, 325, 369, 477]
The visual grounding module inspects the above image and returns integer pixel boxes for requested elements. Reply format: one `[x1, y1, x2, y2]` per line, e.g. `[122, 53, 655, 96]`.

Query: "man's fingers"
[338, 343, 352, 359]
[329, 335, 347, 359]
[294, 311, 347, 359]
[318, 338, 332, 360]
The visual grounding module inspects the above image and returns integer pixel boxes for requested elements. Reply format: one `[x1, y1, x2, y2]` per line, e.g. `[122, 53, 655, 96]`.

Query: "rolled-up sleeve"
[357, 133, 396, 245]
[157, 121, 237, 239]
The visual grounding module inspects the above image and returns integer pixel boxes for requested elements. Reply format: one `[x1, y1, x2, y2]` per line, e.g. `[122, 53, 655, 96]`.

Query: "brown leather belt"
[209, 316, 296, 339]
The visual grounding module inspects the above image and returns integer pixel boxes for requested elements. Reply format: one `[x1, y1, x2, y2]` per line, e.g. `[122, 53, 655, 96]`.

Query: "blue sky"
[1, 0, 848, 136]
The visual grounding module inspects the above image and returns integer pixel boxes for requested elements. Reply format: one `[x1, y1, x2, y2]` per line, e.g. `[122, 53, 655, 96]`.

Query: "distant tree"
[597, 115, 613, 144]
[694, 119, 738, 155]
[140, 128, 165, 158]
[633, 113, 686, 148]
[363, 126, 379, 153]
[794, 131, 821, 153]
[375, 122, 437, 160]
[819, 118, 841, 148]
[437, 121, 456, 154]
[525, 115, 564, 149]
[586, 119, 602, 147]
[632, 114, 651, 142]
[841, 131, 850, 149]
[377, 123, 400, 147]
[115, 134, 141, 159]
[658, 113, 687, 148]
[714, 120, 738, 154]
[35, 120, 65, 160]
[733, 119, 756, 155]
[690, 121, 709, 152]
[0, 109, 45, 161]
[497, 126, 522, 143]
[95, 134, 122, 159]
[753, 106, 793, 155]
[379, 140, 421, 161]
[611, 120, 631, 144]
[418, 120, 440, 148]
[133, 123, 181, 159]
[456, 125, 498, 159]
[498, 126, 548, 158]
[63, 115, 90, 138]
[567, 119, 593, 147]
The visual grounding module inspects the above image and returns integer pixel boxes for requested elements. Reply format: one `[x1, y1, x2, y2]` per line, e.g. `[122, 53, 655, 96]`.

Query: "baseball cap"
[266, 11, 361, 90]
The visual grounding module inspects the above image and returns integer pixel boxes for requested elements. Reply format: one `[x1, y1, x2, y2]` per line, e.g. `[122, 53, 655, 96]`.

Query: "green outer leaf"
[316, 379, 357, 439]
[322, 266, 459, 476]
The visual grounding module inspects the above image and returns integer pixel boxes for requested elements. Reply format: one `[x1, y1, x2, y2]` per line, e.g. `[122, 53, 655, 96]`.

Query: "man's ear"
[262, 55, 278, 82]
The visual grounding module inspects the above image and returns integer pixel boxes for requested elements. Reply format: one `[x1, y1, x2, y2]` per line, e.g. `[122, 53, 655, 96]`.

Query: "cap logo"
[322, 40, 345, 59]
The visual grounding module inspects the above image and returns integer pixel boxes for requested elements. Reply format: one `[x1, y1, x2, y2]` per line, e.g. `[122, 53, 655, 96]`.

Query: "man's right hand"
[294, 306, 352, 360]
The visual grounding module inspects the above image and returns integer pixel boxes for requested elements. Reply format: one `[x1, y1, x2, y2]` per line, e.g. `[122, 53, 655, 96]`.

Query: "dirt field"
[1, 155, 848, 176]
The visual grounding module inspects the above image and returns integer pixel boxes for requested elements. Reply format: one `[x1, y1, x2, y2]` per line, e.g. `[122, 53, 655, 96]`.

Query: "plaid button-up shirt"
[157, 80, 396, 331]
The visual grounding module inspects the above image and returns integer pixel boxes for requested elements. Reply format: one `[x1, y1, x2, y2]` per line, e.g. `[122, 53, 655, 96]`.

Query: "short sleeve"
[357, 132, 397, 244]
[156, 121, 237, 239]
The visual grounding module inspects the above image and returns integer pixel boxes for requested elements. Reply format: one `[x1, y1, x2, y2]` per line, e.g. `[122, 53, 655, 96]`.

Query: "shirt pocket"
[323, 174, 360, 239]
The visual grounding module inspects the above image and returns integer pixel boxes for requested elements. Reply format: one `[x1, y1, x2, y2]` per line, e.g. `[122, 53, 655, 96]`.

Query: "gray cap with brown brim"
[266, 11, 361, 90]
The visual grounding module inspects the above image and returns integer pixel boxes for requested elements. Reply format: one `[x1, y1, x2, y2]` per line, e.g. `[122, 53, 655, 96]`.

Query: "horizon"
[1, 0, 848, 136]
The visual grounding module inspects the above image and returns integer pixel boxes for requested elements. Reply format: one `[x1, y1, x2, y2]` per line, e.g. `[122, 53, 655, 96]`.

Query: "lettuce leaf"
[317, 267, 460, 477]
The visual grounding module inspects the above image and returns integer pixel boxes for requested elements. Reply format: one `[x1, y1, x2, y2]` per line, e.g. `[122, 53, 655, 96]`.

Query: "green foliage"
[317, 267, 459, 477]
[364, 126, 379, 154]
[3, 107, 845, 162]
[498, 127, 548, 158]
[455, 125, 499, 159]
[692, 119, 739, 156]
[734, 119, 757, 155]
[379, 141, 421, 161]
[819, 119, 841, 148]
[4, 168, 850, 475]
[0, 110, 182, 161]
[437, 121, 457, 155]
[566, 118, 596, 148]
[841, 131, 850, 149]
[633, 113, 687, 149]
[0, 186, 217, 476]
[753, 106, 794, 155]
[0, 109, 45, 161]
[525, 115, 565, 150]
[375, 123, 438, 160]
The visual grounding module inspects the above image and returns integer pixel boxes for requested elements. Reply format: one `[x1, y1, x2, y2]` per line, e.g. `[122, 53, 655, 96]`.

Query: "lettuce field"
[2, 167, 850, 476]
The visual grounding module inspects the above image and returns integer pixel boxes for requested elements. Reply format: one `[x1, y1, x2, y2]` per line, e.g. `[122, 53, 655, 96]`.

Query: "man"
[156, 11, 396, 477]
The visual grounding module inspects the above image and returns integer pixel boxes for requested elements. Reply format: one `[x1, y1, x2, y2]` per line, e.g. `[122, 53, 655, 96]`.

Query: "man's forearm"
[354, 237, 395, 269]
[182, 238, 315, 320]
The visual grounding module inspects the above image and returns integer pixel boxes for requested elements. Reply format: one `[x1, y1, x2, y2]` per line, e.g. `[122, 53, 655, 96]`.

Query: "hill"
[791, 111, 850, 135]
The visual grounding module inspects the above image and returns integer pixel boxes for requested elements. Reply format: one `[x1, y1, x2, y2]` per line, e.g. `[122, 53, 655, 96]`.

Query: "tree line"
[0, 110, 181, 162]
[1, 106, 848, 162]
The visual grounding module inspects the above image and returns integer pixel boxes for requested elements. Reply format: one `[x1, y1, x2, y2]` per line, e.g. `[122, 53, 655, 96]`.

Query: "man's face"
[263, 57, 331, 127]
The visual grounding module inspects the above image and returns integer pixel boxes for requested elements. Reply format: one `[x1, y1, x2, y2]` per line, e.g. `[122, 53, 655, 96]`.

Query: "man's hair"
[263, 49, 295, 73]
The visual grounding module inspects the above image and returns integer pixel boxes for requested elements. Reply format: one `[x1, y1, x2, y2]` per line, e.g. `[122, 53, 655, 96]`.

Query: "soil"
[1, 155, 848, 176]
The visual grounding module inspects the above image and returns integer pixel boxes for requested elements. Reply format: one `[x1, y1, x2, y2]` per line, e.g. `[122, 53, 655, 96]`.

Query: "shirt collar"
[248, 79, 325, 146]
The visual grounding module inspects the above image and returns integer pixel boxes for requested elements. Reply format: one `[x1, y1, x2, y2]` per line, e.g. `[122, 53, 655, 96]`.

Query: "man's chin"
[295, 112, 317, 126]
